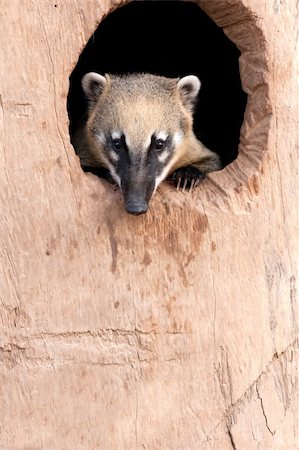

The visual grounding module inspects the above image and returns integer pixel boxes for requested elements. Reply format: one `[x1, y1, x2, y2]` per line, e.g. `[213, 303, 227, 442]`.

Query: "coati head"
[82, 72, 202, 215]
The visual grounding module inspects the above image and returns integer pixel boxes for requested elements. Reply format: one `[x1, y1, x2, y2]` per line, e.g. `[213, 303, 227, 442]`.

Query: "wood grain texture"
[0, 0, 298, 448]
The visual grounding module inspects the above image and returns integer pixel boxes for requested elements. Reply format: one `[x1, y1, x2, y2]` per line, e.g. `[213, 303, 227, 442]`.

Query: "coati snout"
[73, 72, 221, 215]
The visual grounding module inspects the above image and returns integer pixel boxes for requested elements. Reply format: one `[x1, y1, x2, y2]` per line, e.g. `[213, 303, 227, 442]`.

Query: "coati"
[72, 72, 221, 215]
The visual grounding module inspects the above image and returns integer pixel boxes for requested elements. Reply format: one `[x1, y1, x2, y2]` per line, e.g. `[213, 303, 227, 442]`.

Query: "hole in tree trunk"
[67, 1, 247, 172]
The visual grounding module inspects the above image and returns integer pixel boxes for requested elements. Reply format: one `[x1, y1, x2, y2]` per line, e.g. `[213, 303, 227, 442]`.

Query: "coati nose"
[125, 199, 148, 215]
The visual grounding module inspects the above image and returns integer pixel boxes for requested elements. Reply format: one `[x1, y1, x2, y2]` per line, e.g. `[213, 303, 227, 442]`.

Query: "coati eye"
[112, 139, 122, 151]
[155, 139, 165, 151]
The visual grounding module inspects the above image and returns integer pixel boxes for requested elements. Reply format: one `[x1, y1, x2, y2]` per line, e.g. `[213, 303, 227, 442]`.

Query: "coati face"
[82, 73, 200, 215]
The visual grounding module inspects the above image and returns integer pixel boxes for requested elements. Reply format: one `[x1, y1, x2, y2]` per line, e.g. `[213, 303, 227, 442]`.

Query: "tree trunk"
[0, 1, 297, 449]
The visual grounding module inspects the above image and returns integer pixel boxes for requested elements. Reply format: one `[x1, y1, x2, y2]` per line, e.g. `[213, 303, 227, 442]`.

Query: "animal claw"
[189, 179, 195, 194]
[194, 179, 201, 189]
[176, 177, 182, 191]
[171, 167, 205, 192]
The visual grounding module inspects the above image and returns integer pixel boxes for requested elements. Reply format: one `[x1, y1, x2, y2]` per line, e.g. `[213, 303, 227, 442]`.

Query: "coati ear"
[177, 75, 201, 113]
[82, 72, 107, 103]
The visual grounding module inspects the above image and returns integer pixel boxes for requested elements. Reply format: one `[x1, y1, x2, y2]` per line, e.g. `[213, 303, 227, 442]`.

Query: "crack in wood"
[256, 384, 275, 436]
[227, 424, 237, 450]
[206, 339, 296, 442]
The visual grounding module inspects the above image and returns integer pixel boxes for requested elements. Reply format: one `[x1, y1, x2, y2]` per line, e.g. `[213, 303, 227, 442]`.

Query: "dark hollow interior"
[67, 1, 247, 169]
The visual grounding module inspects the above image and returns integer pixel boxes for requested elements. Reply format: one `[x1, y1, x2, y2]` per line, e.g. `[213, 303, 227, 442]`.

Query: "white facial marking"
[98, 153, 121, 187]
[109, 150, 119, 162]
[106, 162, 121, 187]
[154, 160, 175, 191]
[156, 130, 168, 142]
[111, 130, 121, 140]
[173, 131, 184, 146]
[157, 151, 170, 164]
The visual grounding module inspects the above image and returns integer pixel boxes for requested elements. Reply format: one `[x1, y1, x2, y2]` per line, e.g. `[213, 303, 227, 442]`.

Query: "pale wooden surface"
[0, 0, 298, 449]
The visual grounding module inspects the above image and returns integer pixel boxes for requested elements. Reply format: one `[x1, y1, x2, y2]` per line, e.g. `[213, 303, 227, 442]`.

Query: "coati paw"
[170, 167, 205, 192]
